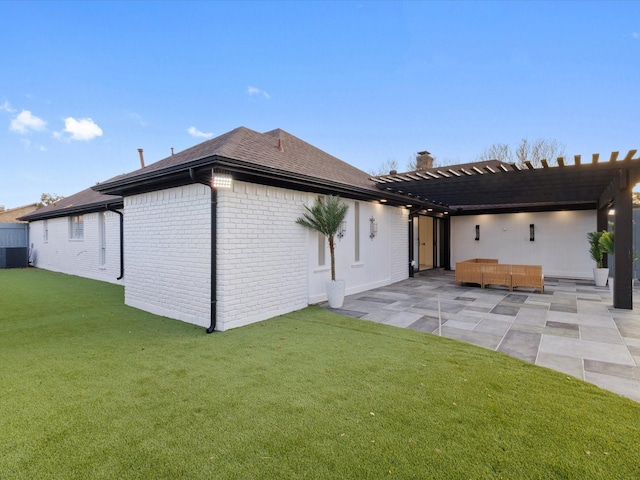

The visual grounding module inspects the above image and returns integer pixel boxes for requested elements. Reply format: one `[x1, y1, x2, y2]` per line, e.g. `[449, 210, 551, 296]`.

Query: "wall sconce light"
[211, 173, 233, 189]
[529, 224, 535, 241]
[337, 220, 347, 239]
[369, 217, 378, 239]
[475, 225, 480, 241]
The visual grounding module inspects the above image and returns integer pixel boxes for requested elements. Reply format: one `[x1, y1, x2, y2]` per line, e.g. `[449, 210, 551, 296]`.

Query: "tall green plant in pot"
[296, 196, 349, 308]
[599, 230, 616, 294]
[587, 231, 610, 286]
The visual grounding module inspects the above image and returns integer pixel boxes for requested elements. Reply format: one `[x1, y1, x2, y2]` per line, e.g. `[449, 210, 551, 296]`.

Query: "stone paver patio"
[323, 269, 640, 402]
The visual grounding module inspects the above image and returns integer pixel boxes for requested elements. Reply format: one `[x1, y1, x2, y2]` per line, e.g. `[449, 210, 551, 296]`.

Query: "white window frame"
[98, 212, 106, 266]
[354, 202, 360, 262]
[69, 215, 84, 241]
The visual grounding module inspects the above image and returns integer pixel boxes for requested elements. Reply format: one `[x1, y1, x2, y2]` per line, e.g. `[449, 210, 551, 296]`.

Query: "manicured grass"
[1, 268, 639, 479]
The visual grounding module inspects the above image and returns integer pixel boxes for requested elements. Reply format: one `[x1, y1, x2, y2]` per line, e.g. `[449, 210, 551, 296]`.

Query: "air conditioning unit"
[0, 247, 29, 268]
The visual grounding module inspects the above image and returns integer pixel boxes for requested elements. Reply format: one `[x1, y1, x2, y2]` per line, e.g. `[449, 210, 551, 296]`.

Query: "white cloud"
[247, 86, 271, 99]
[10, 110, 47, 134]
[1, 100, 16, 113]
[61, 117, 103, 141]
[188, 126, 213, 138]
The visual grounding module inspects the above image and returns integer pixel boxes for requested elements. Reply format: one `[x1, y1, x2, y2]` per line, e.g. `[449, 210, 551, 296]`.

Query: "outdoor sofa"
[455, 259, 544, 293]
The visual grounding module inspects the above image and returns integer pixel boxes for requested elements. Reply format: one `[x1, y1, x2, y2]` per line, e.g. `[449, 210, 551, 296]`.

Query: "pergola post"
[613, 170, 633, 309]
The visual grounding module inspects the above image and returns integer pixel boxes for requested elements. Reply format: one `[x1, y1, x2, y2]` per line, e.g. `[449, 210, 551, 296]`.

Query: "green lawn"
[1, 268, 639, 479]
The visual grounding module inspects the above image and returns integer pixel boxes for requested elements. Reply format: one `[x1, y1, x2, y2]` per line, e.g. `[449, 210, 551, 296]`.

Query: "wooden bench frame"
[455, 259, 544, 293]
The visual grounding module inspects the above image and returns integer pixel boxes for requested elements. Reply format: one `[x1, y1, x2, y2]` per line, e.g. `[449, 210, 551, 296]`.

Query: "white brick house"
[21, 128, 639, 326]
[23, 127, 439, 332]
[21, 188, 124, 285]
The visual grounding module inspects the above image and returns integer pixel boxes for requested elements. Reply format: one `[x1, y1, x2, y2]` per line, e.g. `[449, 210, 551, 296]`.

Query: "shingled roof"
[18, 187, 123, 222]
[94, 127, 441, 209]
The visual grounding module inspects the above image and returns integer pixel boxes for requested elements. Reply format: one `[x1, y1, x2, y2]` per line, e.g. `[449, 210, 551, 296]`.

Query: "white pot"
[326, 280, 345, 308]
[593, 268, 609, 287]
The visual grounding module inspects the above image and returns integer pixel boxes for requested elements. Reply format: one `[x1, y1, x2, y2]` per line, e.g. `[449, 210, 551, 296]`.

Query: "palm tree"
[587, 231, 606, 268]
[296, 196, 349, 281]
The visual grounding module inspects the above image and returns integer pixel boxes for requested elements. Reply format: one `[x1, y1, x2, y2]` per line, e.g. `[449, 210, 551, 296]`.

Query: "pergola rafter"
[370, 149, 640, 309]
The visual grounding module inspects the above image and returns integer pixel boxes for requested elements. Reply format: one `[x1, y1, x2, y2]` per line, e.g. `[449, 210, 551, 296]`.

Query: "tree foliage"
[370, 155, 442, 175]
[368, 159, 399, 176]
[37, 193, 64, 208]
[478, 138, 566, 168]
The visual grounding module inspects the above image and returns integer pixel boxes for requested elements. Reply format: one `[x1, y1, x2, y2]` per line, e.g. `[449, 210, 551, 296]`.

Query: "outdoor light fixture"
[530, 224, 535, 241]
[369, 216, 378, 239]
[475, 225, 480, 241]
[337, 220, 347, 240]
[211, 173, 233, 189]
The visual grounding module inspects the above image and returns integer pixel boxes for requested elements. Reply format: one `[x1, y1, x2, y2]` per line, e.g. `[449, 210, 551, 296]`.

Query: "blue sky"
[1, 1, 639, 208]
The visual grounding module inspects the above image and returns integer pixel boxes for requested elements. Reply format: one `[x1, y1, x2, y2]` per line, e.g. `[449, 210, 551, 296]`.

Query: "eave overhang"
[93, 155, 449, 213]
[18, 197, 124, 222]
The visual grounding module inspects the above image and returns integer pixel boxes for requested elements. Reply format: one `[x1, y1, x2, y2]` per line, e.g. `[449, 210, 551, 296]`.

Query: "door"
[419, 217, 434, 270]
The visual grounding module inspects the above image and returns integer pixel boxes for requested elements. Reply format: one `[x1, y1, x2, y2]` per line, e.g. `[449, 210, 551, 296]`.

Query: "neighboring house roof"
[372, 150, 640, 214]
[0, 203, 38, 223]
[18, 188, 123, 222]
[94, 127, 443, 209]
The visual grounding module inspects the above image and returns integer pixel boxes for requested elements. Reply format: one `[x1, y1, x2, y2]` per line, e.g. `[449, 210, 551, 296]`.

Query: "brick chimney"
[416, 151, 433, 170]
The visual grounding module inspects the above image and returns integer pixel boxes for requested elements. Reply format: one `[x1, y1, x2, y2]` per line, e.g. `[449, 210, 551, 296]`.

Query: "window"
[43, 220, 48, 243]
[69, 215, 84, 240]
[354, 202, 360, 262]
[316, 196, 326, 266]
[98, 212, 106, 266]
[317, 232, 326, 266]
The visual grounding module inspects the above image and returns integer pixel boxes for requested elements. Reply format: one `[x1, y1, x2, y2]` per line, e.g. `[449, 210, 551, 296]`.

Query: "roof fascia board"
[18, 199, 124, 222]
[95, 155, 443, 210]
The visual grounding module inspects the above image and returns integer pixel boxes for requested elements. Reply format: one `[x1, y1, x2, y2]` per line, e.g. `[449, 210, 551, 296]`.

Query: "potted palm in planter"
[296, 196, 349, 308]
[587, 231, 609, 287]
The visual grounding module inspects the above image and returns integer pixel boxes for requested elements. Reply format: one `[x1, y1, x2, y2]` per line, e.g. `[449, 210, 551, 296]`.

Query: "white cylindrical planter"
[326, 280, 345, 308]
[593, 268, 609, 287]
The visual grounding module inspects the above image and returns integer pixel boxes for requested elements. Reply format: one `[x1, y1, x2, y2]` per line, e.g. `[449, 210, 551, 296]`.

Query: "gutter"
[190, 168, 217, 334]
[106, 205, 124, 281]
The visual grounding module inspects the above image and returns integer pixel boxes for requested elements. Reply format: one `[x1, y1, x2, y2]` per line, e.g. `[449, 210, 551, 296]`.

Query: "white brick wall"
[124, 184, 211, 327]
[306, 199, 410, 304]
[216, 182, 309, 331]
[389, 206, 409, 283]
[28, 211, 123, 284]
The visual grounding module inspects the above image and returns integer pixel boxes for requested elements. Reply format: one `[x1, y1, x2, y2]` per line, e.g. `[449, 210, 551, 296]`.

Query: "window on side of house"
[354, 201, 360, 262]
[317, 196, 326, 266]
[98, 212, 106, 266]
[43, 219, 48, 243]
[69, 215, 84, 240]
[317, 232, 326, 266]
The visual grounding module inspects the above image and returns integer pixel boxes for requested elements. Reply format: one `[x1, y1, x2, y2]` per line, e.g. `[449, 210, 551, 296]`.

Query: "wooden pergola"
[371, 149, 640, 309]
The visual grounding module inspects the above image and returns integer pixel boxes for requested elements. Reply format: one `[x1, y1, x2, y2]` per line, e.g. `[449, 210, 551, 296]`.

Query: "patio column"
[613, 170, 633, 309]
[443, 216, 451, 270]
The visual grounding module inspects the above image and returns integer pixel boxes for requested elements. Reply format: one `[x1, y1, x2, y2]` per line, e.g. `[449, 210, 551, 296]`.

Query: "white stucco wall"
[124, 184, 211, 327]
[28, 211, 123, 284]
[451, 210, 596, 278]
